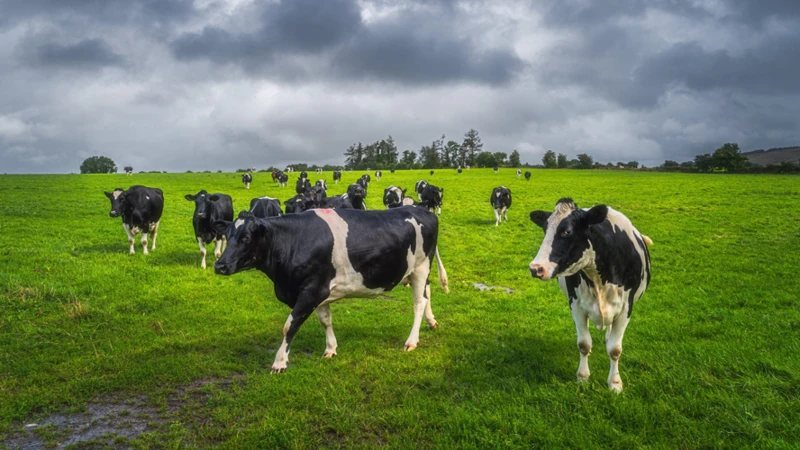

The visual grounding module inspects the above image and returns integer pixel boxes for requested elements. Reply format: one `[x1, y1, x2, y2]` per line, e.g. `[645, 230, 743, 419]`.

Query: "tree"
[711, 142, 749, 172]
[557, 153, 568, 168]
[626, 161, 639, 169]
[542, 150, 557, 168]
[417, 138, 442, 168]
[80, 156, 117, 174]
[400, 150, 416, 169]
[461, 129, 483, 166]
[662, 160, 679, 168]
[694, 153, 713, 172]
[475, 151, 496, 168]
[344, 142, 364, 170]
[576, 153, 593, 169]
[509, 150, 521, 167]
[442, 140, 459, 168]
[493, 152, 508, 166]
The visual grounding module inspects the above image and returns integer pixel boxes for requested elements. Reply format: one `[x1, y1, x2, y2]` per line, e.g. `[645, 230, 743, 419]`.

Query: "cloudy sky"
[1, 0, 799, 173]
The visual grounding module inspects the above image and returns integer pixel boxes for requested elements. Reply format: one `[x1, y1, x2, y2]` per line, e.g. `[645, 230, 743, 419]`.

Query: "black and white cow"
[212, 207, 449, 373]
[490, 186, 511, 226]
[493, 166, 499, 173]
[278, 173, 289, 187]
[375, 170, 382, 181]
[319, 196, 353, 210]
[524, 171, 531, 181]
[420, 184, 444, 215]
[284, 194, 312, 214]
[308, 185, 327, 205]
[296, 178, 312, 195]
[457, 168, 462, 174]
[414, 180, 429, 201]
[249, 197, 283, 218]
[528, 198, 652, 392]
[242, 173, 252, 189]
[285, 167, 294, 173]
[345, 183, 367, 210]
[185, 190, 234, 269]
[300, 171, 308, 181]
[316, 168, 323, 174]
[383, 186, 407, 209]
[104, 185, 163, 254]
[124, 166, 133, 176]
[333, 170, 342, 184]
[315, 180, 328, 192]
[272, 170, 280, 182]
[516, 169, 521, 178]
[390, 168, 395, 174]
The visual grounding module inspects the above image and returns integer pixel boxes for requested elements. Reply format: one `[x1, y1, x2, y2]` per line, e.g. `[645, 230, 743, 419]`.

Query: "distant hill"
[743, 146, 800, 166]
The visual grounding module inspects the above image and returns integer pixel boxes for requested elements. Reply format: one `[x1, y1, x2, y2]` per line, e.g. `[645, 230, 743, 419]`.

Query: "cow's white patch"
[530, 201, 576, 278]
[234, 219, 245, 229]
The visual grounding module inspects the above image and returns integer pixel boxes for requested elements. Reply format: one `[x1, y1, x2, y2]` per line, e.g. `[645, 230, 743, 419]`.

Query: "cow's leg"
[123, 224, 135, 254]
[272, 302, 315, 373]
[405, 263, 431, 351]
[572, 304, 592, 382]
[150, 221, 159, 251]
[197, 237, 207, 269]
[424, 280, 438, 330]
[606, 313, 631, 392]
[494, 208, 501, 226]
[316, 303, 338, 358]
[214, 238, 223, 259]
[140, 230, 149, 255]
[503, 207, 509, 222]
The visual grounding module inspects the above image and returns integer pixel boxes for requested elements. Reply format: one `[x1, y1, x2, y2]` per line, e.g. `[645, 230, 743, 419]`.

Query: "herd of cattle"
[103, 169, 651, 391]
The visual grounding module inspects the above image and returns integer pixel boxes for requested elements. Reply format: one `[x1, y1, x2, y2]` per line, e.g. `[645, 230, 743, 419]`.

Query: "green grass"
[1, 169, 799, 448]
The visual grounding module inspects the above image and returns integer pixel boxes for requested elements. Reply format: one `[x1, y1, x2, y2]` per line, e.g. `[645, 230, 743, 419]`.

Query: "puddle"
[472, 283, 514, 294]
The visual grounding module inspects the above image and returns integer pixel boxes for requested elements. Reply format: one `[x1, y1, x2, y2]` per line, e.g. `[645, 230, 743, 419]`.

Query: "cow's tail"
[434, 246, 449, 293]
[641, 235, 653, 246]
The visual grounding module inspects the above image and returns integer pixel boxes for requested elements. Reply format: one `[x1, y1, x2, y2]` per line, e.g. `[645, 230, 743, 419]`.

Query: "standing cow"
[278, 173, 289, 187]
[124, 166, 133, 176]
[525, 171, 531, 181]
[528, 198, 652, 392]
[516, 169, 521, 178]
[249, 197, 282, 218]
[457, 168, 462, 174]
[375, 170, 382, 181]
[212, 207, 449, 373]
[242, 173, 252, 189]
[414, 180, 429, 201]
[185, 190, 234, 269]
[316, 168, 323, 174]
[420, 184, 444, 215]
[383, 186, 407, 208]
[296, 178, 311, 195]
[345, 183, 367, 210]
[493, 166, 499, 173]
[104, 185, 163, 254]
[333, 170, 342, 184]
[490, 186, 511, 226]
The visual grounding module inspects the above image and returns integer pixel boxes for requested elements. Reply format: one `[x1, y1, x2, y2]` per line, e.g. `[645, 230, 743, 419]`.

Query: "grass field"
[1, 169, 799, 448]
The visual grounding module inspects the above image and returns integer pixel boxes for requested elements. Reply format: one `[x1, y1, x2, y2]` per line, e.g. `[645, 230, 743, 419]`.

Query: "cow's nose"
[109, 211, 118, 217]
[214, 264, 229, 275]
[196, 213, 206, 218]
[529, 264, 546, 279]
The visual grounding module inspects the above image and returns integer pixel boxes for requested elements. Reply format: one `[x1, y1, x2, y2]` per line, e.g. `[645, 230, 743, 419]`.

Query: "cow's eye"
[561, 229, 572, 237]
[241, 235, 251, 244]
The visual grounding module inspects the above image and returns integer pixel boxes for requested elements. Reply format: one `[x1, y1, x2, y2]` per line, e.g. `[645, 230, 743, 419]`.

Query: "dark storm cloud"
[18, 37, 125, 70]
[0, 0, 197, 28]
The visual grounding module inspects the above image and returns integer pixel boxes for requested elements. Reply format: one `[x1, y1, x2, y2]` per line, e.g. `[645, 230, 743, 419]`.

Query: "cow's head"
[213, 212, 266, 275]
[104, 188, 127, 217]
[528, 198, 607, 281]
[284, 194, 311, 214]
[185, 190, 222, 220]
[349, 183, 366, 200]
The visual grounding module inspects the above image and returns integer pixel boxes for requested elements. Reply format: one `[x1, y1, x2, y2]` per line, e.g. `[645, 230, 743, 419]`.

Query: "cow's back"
[127, 185, 164, 223]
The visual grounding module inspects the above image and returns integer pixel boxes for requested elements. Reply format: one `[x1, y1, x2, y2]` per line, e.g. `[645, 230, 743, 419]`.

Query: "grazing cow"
[104, 185, 163, 254]
[493, 166, 499, 173]
[278, 173, 289, 187]
[284, 194, 312, 214]
[490, 187, 512, 226]
[316, 168, 323, 174]
[430, 170, 434, 176]
[315, 180, 328, 192]
[333, 170, 342, 184]
[285, 167, 294, 173]
[528, 198, 652, 392]
[383, 186, 407, 209]
[249, 197, 282, 218]
[124, 166, 133, 175]
[185, 190, 234, 269]
[415, 180, 429, 201]
[390, 168, 396, 174]
[516, 169, 521, 178]
[296, 178, 311, 195]
[242, 173, 252, 189]
[420, 184, 444, 215]
[525, 171, 531, 181]
[457, 168, 462, 174]
[272, 170, 280, 182]
[212, 207, 450, 373]
[375, 170, 382, 181]
[345, 183, 367, 210]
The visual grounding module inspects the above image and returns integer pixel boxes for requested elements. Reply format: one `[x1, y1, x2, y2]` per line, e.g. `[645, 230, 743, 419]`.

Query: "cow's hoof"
[214, 252, 222, 259]
[322, 350, 337, 358]
[428, 321, 438, 330]
[577, 373, 590, 383]
[608, 378, 623, 392]
[404, 342, 417, 352]
[270, 364, 287, 374]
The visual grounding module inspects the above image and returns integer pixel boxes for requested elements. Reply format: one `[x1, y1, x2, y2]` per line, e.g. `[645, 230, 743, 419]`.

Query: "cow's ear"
[529, 210, 550, 229]
[104, 191, 113, 199]
[402, 189, 407, 196]
[212, 220, 231, 234]
[209, 194, 220, 202]
[184, 194, 196, 201]
[238, 211, 253, 220]
[583, 205, 608, 226]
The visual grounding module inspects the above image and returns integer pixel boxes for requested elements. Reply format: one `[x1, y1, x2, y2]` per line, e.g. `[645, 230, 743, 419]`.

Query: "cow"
[465, 165, 470, 170]
[185, 190, 234, 269]
[390, 168, 395, 174]
[278, 173, 289, 187]
[420, 184, 444, 215]
[430, 170, 434, 176]
[414, 180, 429, 201]
[344, 183, 367, 210]
[272, 170, 279, 182]
[124, 166, 133, 175]
[528, 198, 652, 392]
[333, 170, 342, 184]
[319, 196, 353, 210]
[284, 194, 311, 214]
[300, 171, 308, 181]
[516, 169, 521, 178]
[490, 187, 512, 226]
[457, 168, 462, 174]
[525, 171, 531, 181]
[315, 180, 328, 192]
[242, 173, 252, 189]
[249, 197, 282, 218]
[308, 185, 328, 205]
[296, 178, 311, 195]
[493, 166, 499, 173]
[383, 186, 407, 209]
[104, 186, 163, 255]
[212, 207, 450, 373]
[316, 168, 323, 174]
[356, 176, 369, 192]
[285, 167, 294, 173]
[375, 170, 382, 181]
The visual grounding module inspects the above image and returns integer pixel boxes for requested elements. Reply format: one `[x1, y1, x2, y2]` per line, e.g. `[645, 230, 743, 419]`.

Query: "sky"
[1, 0, 799, 173]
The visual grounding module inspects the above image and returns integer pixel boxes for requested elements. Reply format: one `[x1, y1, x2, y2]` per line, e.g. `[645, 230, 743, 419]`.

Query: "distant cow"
[524, 171, 531, 181]
[315, 180, 328, 192]
[242, 173, 252, 189]
[212, 207, 449, 373]
[390, 168, 396, 174]
[104, 185, 163, 254]
[300, 171, 308, 180]
[516, 169, 521, 178]
[420, 184, 444, 215]
[296, 178, 311, 195]
[430, 170, 434, 176]
[333, 171, 342, 184]
[457, 168, 462, 174]
[345, 183, 367, 210]
[124, 166, 133, 176]
[528, 198, 652, 392]
[285, 167, 294, 173]
[316, 168, 323, 174]
[375, 170, 382, 181]
[356, 175, 370, 192]
[493, 166, 499, 173]
[308, 185, 328, 205]
[185, 190, 234, 269]
[383, 186, 407, 209]
[415, 180, 429, 201]
[272, 170, 280, 182]
[249, 197, 282, 218]
[490, 186, 512, 226]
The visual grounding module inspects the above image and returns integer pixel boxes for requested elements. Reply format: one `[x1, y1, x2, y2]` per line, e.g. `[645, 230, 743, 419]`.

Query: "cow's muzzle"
[529, 263, 551, 281]
[109, 211, 119, 218]
[214, 262, 232, 275]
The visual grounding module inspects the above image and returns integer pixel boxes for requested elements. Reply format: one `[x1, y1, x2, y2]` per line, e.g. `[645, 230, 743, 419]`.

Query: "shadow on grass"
[75, 242, 126, 255]
[461, 218, 497, 226]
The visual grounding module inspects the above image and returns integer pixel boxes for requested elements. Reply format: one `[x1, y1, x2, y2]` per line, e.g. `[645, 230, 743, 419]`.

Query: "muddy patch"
[472, 283, 514, 294]
[4, 376, 241, 449]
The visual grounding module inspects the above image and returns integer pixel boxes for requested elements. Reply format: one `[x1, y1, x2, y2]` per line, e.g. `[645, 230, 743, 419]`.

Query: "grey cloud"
[18, 37, 125, 70]
[0, 0, 197, 29]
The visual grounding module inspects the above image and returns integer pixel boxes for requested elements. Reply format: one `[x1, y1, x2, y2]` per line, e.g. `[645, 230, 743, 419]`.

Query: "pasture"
[1, 169, 798, 448]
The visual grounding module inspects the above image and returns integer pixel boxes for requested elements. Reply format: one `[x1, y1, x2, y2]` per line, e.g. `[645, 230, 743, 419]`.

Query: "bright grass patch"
[1, 169, 799, 448]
